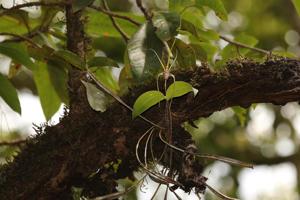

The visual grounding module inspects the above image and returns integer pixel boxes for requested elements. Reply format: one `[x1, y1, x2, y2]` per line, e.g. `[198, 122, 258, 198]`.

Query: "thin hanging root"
[164, 185, 169, 200]
[151, 183, 162, 200]
[136, 127, 183, 187]
[171, 189, 183, 200]
[144, 128, 155, 167]
[205, 183, 239, 200]
[158, 131, 253, 169]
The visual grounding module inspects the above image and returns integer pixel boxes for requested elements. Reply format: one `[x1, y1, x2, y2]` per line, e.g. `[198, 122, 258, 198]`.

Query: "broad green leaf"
[88, 57, 119, 68]
[127, 22, 164, 79]
[0, 73, 21, 114]
[292, 0, 300, 16]
[54, 50, 84, 69]
[173, 39, 196, 69]
[195, 0, 228, 20]
[166, 81, 197, 100]
[90, 67, 120, 93]
[169, 0, 193, 12]
[33, 62, 61, 120]
[73, 0, 95, 12]
[132, 90, 165, 118]
[152, 11, 181, 41]
[221, 33, 258, 62]
[92, 36, 126, 62]
[47, 58, 69, 104]
[0, 16, 29, 34]
[81, 81, 108, 112]
[0, 42, 36, 70]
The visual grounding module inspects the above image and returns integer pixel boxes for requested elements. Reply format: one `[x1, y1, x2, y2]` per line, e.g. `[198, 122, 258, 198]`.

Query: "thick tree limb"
[0, 58, 299, 199]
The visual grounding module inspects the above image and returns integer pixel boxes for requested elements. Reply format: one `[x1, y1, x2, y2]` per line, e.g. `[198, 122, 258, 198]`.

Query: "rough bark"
[0, 57, 299, 199]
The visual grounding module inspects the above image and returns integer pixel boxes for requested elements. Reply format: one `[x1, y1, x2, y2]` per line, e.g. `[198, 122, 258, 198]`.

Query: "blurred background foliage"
[0, 0, 300, 199]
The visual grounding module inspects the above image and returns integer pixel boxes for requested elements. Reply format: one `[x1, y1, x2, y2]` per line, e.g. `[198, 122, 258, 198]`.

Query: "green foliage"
[166, 81, 197, 100]
[33, 62, 61, 120]
[88, 56, 119, 68]
[0, 73, 21, 114]
[133, 81, 196, 118]
[54, 50, 85, 69]
[132, 90, 165, 118]
[73, 0, 95, 12]
[90, 67, 120, 93]
[82, 81, 108, 112]
[0, 42, 36, 70]
[127, 22, 164, 79]
[195, 0, 228, 20]
[152, 11, 180, 41]
[292, 0, 300, 16]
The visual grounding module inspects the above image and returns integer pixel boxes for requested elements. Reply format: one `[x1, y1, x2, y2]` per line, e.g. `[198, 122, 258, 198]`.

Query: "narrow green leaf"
[195, 0, 228, 20]
[292, 0, 300, 16]
[88, 57, 119, 68]
[54, 50, 84, 69]
[90, 67, 120, 93]
[152, 11, 180, 41]
[132, 91, 165, 118]
[0, 73, 21, 114]
[166, 81, 196, 100]
[73, 0, 95, 12]
[33, 62, 61, 120]
[127, 22, 164, 79]
[0, 42, 36, 70]
[81, 81, 108, 112]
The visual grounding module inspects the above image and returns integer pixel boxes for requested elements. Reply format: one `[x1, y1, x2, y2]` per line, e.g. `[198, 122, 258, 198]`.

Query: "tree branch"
[89, 5, 141, 26]
[220, 35, 271, 55]
[0, 58, 299, 199]
[136, 0, 152, 21]
[0, 32, 40, 48]
[0, 139, 26, 146]
[101, 0, 129, 42]
[0, 2, 66, 16]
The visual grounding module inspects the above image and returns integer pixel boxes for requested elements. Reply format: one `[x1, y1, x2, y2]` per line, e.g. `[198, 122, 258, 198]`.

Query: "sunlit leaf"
[127, 22, 164, 79]
[195, 0, 228, 20]
[132, 90, 165, 118]
[88, 57, 119, 68]
[81, 81, 108, 112]
[0, 42, 36, 70]
[152, 11, 180, 41]
[166, 81, 197, 100]
[0, 73, 21, 114]
[33, 62, 61, 120]
[90, 67, 120, 93]
[54, 50, 84, 69]
[292, 0, 300, 16]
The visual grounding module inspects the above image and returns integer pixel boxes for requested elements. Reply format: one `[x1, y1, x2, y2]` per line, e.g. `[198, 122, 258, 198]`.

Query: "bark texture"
[0, 57, 299, 199]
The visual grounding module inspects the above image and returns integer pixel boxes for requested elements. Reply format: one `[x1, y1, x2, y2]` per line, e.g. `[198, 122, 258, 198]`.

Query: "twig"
[0, 139, 26, 146]
[136, 0, 152, 21]
[220, 35, 270, 55]
[0, 32, 40, 48]
[87, 71, 163, 129]
[102, 0, 129, 42]
[0, 2, 66, 16]
[89, 5, 141, 26]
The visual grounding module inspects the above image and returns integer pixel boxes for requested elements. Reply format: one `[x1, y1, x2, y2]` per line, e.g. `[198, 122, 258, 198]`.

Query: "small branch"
[0, 2, 65, 13]
[220, 35, 270, 55]
[0, 139, 26, 146]
[0, 32, 40, 48]
[89, 5, 141, 26]
[136, 0, 152, 21]
[102, 0, 129, 42]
